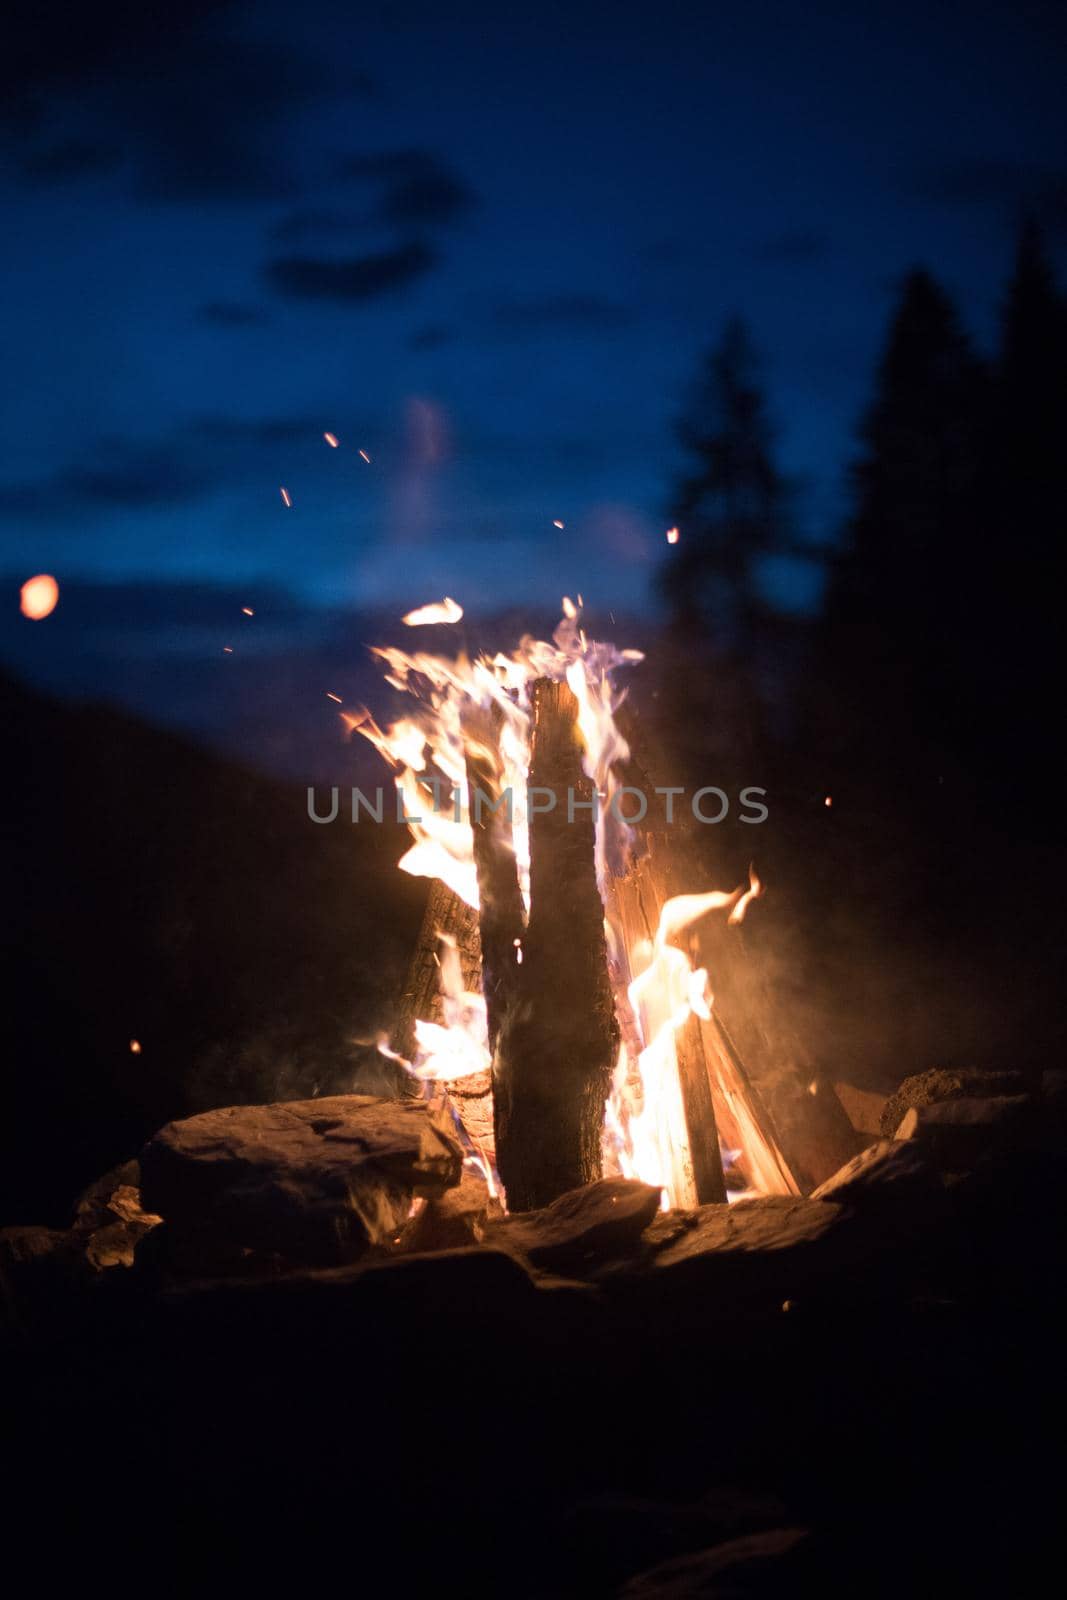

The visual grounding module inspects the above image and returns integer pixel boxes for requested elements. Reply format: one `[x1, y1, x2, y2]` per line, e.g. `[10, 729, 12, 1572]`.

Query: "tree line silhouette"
[656, 221, 1066, 1079]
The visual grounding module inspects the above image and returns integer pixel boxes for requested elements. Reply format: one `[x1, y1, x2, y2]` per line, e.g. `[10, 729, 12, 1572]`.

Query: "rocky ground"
[3, 1067, 1064, 1595]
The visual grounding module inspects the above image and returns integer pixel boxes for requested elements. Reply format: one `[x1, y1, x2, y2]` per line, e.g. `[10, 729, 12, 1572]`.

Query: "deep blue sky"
[2, 0, 1065, 624]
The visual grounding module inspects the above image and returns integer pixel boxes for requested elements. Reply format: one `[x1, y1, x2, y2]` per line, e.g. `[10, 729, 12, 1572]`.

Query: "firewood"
[607, 825, 815, 1201]
[462, 702, 526, 1051]
[494, 679, 620, 1211]
[392, 876, 481, 1062]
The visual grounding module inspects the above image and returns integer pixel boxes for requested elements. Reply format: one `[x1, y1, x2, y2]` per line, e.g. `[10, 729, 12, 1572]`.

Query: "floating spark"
[20, 574, 59, 619]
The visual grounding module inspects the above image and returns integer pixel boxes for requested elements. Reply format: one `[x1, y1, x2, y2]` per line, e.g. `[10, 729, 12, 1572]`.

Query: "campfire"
[348, 597, 843, 1214]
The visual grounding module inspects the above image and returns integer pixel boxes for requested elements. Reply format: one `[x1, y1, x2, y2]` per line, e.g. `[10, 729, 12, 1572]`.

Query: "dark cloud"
[491, 294, 636, 332]
[197, 301, 272, 328]
[337, 149, 478, 227]
[18, 138, 122, 184]
[910, 158, 1067, 235]
[754, 227, 830, 264]
[265, 242, 438, 302]
[2, 448, 211, 521]
[3, 2, 233, 94]
[6, 4, 375, 203]
[0, 414, 324, 522]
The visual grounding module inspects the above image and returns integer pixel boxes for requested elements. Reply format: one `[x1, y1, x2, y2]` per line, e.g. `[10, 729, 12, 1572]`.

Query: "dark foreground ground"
[4, 1120, 1065, 1598]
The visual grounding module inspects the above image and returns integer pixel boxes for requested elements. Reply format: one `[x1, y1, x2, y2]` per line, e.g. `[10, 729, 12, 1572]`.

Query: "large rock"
[404, 1169, 501, 1252]
[880, 1069, 1027, 1139]
[833, 1081, 888, 1137]
[485, 1176, 663, 1271]
[894, 1095, 1036, 1170]
[562, 1490, 789, 1595]
[625, 1197, 873, 1313]
[811, 1138, 942, 1214]
[620, 1528, 812, 1597]
[140, 1095, 463, 1267]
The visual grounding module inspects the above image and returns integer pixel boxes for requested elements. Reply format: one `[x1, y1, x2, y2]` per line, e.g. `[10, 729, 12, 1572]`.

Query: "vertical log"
[494, 679, 619, 1211]
[462, 703, 526, 1052]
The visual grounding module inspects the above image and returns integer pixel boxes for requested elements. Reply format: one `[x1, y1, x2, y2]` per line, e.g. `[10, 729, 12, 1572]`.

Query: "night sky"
[2, 1, 1065, 735]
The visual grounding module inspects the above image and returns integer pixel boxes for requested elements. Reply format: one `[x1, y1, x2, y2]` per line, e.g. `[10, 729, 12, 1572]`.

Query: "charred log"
[494, 679, 619, 1211]
[392, 875, 481, 1063]
[463, 702, 526, 1051]
[609, 848, 728, 1205]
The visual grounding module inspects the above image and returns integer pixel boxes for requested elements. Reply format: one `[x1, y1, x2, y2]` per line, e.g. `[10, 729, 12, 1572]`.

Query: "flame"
[728, 864, 763, 926]
[357, 597, 770, 1211]
[402, 597, 464, 627]
[20, 574, 59, 620]
[665, 526, 680, 545]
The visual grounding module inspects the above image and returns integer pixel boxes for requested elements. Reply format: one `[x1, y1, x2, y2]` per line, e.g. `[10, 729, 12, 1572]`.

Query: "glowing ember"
[129, 1039, 142, 1055]
[359, 448, 372, 463]
[241, 606, 254, 617]
[401, 597, 464, 627]
[223, 646, 234, 654]
[326, 692, 343, 704]
[324, 431, 339, 448]
[280, 486, 292, 507]
[666, 526, 680, 544]
[553, 519, 565, 529]
[824, 795, 833, 807]
[20, 574, 59, 620]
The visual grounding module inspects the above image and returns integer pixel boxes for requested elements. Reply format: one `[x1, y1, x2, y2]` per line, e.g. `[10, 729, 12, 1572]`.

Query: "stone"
[562, 1490, 789, 1594]
[485, 1176, 662, 1270]
[880, 1069, 1028, 1139]
[72, 1162, 163, 1270]
[628, 1197, 871, 1312]
[811, 1138, 942, 1212]
[833, 1081, 888, 1137]
[894, 1095, 1036, 1170]
[0, 1225, 89, 1334]
[140, 1094, 463, 1267]
[72, 1159, 142, 1232]
[619, 1528, 811, 1596]
[404, 1169, 501, 1251]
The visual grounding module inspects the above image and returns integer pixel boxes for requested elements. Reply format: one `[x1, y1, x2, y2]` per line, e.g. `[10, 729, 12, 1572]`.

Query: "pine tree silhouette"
[979, 220, 1067, 792]
[660, 317, 790, 652]
[820, 269, 986, 774]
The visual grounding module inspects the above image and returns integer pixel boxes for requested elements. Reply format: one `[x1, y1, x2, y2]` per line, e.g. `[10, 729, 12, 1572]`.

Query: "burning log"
[609, 851, 731, 1204]
[693, 896, 857, 1191]
[494, 679, 620, 1211]
[392, 877, 495, 1155]
[462, 702, 526, 1050]
[608, 839, 798, 1203]
[392, 876, 481, 1063]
